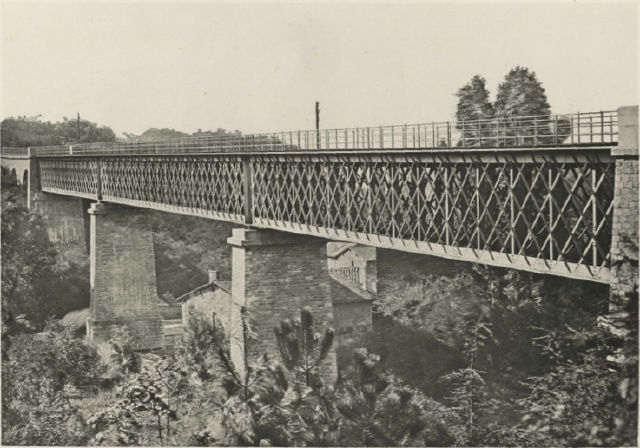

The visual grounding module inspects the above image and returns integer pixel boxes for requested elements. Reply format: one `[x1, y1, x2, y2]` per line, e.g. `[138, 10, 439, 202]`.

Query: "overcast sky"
[1, 1, 638, 136]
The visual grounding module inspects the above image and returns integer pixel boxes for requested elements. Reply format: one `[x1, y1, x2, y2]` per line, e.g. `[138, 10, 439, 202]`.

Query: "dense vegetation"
[1, 67, 637, 445]
[1, 116, 116, 147]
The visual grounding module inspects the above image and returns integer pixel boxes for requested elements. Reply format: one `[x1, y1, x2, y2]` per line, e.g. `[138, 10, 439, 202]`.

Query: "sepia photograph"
[1, 1, 638, 446]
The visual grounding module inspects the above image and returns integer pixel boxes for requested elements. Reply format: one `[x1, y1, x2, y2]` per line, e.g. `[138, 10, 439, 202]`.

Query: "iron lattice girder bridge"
[4, 110, 623, 283]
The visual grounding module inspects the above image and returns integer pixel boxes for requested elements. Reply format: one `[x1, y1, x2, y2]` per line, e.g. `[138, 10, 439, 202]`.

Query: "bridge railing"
[0, 147, 29, 157]
[20, 110, 618, 156]
[329, 266, 361, 286]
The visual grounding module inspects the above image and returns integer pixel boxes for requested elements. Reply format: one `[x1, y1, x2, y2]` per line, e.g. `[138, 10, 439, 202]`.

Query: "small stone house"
[170, 270, 232, 346]
[169, 253, 375, 350]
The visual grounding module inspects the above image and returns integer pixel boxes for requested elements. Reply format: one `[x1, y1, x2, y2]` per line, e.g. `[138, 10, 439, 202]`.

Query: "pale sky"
[1, 1, 638, 137]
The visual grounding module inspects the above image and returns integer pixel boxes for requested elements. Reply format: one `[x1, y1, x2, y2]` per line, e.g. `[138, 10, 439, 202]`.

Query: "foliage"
[494, 66, 551, 118]
[2, 321, 101, 445]
[274, 307, 335, 387]
[455, 75, 495, 145]
[190, 307, 342, 446]
[178, 309, 224, 382]
[150, 210, 234, 300]
[1, 168, 90, 333]
[89, 354, 187, 446]
[106, 326, 142, 378]
[335, 348, 453, 446]
[1, 115, 116, 147]
[515, 289, 638, 447]
[454, 66, 573, 147]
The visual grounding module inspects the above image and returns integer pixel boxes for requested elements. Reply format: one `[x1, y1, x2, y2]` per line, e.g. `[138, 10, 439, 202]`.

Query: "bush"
[335, 348, 454, 446]
[2, 321, 100, 445]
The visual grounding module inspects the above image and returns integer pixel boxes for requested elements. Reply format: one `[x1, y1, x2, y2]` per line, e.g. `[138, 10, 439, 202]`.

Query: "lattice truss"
[100, 156, 246, 220]
[39, 156, 246, 221]
[251, 151, 614, 271]
[38, 149, 614, 278]
[39, 158, 99, 199]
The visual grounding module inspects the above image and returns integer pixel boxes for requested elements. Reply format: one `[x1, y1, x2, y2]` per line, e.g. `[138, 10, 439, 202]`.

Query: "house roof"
[175, 279, 231, 303]
[327, 242, 358, 258]
[327, 242, 376, 261]
[174, 275, 371, 306]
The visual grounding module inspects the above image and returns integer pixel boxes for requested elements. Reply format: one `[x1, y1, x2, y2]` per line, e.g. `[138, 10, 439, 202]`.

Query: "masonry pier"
[86, 202, 163, 349]
[227, 227, 338, 381]
[606, 105, 639, 352]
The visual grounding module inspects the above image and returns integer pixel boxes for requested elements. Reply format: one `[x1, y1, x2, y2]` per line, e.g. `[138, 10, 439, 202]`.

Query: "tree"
[494, 66, 554, 147]
[1, 168, 89, 332]
[494, 67, 551, 118]
[89, 355, 186, 446]
[2, 321, 100, 445]
[455, 75, 495, 147]
[1, 115, 116, 147]
[274, 307, 335, 387]
[335, 348, 453, 446]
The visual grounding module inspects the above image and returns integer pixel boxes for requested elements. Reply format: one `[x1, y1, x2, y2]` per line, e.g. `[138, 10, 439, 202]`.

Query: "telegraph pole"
[76, 112, 80, 143]
[315, 101, 320, 149]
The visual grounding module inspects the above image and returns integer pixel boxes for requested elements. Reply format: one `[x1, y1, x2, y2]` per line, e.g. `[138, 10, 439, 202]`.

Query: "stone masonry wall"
[610, 158, 639, 309]
[88, 203, 163, 350]
[609, 106, 639, 313]
[229, 229, 337, 382]
[34, 192, 88, 252]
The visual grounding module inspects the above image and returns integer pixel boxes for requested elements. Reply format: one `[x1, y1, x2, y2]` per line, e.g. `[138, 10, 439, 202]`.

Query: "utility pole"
[315, 101, 320, 149]
[76, 112, 80, 143]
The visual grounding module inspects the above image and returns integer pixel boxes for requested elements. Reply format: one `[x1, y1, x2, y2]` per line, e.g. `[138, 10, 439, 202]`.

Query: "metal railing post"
[510, 166, 515, 254]
[242, 156, 253, 225]
[461, 121, 465, 148]
[96, 158, 103, 201]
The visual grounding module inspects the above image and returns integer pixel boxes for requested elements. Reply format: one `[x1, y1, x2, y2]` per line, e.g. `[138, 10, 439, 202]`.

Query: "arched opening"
[22, 169, 29, 186]
[9, 168, 17, 185]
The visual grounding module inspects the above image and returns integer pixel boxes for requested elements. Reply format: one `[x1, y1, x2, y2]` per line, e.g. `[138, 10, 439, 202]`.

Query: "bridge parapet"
[9, 109, 618, 156]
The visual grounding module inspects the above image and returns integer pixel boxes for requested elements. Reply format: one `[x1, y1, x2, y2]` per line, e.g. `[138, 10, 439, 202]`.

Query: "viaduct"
[2, 106, 638, 376]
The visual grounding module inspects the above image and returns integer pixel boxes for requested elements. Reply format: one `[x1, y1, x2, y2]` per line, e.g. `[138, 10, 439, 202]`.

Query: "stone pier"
[602, 106, 639, 362]
[227, 228, 337, 381]
[86, 202, 163, 350]
[610, 106, 639, 308]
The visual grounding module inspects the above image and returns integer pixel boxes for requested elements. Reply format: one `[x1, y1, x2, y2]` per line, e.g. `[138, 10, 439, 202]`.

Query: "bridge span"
[2, 106, 637, 363]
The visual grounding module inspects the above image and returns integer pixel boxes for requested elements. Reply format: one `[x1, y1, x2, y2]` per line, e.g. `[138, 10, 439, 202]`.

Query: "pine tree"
[274, 307, 335, 388]
[494, 66, 553, 147]
[455, 75, 495, 147]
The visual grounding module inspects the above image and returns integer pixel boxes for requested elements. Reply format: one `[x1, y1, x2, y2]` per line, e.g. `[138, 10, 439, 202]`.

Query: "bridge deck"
[1, 110, 619, 283]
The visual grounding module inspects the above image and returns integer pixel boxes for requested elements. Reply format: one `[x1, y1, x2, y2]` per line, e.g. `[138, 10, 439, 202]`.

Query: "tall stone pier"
[603, 106, 639, 362]
[227, 228, 337, 381]
[86, 202, 163, 350]
[610, 106, 639, 311]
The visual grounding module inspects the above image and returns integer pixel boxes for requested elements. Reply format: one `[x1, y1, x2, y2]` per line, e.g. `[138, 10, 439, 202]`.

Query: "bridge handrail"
[4, 110, 618, 156]
[0, 147, 29, 156]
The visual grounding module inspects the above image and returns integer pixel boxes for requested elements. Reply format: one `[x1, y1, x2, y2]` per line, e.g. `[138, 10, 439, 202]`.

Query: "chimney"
[208, 270, 218, 283]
